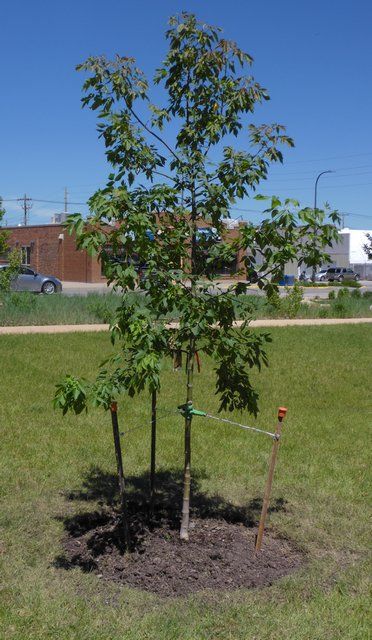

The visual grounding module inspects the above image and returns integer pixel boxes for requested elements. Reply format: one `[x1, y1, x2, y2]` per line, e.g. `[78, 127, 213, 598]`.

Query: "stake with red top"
[255, 406, 287, 552]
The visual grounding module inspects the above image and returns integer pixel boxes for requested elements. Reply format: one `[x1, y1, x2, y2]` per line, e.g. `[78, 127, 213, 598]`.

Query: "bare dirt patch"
[57, 508, 304, 597]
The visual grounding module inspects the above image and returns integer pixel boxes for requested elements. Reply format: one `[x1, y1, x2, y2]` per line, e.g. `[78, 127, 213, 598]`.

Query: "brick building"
[1, 224, 102, 282]
[1, 220, 247, 283]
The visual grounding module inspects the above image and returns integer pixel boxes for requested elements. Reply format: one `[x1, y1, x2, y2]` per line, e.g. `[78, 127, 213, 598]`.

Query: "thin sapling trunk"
[180, 183, 197, 542]
[180, 340, 195, 541]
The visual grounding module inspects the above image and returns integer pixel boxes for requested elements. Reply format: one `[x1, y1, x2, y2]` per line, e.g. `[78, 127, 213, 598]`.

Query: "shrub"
[337, 287, 350, 299]
[267, 283, 304, 318]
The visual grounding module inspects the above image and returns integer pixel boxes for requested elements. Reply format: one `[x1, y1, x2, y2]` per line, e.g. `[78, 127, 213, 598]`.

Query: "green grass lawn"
[0, 326, 371, 639]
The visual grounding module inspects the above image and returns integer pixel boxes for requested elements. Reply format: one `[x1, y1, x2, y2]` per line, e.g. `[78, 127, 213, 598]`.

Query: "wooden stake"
[149, 389, 157, 516]
[255, 407, 287, 552]
[110, 401, 130, 548]
[173, 349, 182, 371]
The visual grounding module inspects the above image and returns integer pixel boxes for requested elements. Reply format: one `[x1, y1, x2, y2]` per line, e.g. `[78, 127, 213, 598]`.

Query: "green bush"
[299, 280, 361, 288]
[267, 283, 304, 318]
[337, 287, 350, 299]
[328, 290, 336, 300]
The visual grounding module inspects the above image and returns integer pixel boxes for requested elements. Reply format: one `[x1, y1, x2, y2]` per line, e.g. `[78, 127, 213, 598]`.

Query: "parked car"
[325, 267, 360, 282]
[315, 268, 329, 282]
[0, 265, 62, 294]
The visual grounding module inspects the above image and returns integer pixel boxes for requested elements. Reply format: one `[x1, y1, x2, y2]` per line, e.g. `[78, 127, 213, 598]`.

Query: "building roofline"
[3, 223, 64, 230]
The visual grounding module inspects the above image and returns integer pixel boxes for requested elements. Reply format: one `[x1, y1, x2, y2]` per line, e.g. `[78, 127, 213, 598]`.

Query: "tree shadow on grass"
[54, 466, 287, 569]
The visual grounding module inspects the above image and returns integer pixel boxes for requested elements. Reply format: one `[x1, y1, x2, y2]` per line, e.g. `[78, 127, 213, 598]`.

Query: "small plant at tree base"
[55, 12, 340, 543]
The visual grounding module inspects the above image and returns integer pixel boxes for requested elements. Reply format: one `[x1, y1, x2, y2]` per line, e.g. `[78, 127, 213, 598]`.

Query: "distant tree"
[363, 233, 372, 260]
[0, 196, 9, 257]
[55, 12, 340, 543]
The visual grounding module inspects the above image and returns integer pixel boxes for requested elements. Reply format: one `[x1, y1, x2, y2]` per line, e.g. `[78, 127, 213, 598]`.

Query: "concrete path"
[1, 317, 372, 335]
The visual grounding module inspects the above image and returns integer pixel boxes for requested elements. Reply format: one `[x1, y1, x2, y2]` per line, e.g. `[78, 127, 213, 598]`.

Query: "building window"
[22, 246, 31, 265]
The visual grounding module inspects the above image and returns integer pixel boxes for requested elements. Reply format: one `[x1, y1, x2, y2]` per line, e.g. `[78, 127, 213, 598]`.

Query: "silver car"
[315, 268, 329, 282]
[325, 267, 360, 283]
[0, 265, 62, 294]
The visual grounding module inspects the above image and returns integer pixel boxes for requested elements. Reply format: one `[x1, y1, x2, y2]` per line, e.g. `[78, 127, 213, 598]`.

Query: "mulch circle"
[59, 508, 304, 597]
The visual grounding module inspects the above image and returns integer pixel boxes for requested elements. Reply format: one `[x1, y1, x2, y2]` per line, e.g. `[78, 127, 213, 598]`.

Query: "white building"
[325, 228, 371, 279]
[281, 228, 372, 280]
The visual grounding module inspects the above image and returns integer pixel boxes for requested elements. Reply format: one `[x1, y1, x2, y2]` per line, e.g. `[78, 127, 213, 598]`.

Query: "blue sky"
[1, 0, 371, 229]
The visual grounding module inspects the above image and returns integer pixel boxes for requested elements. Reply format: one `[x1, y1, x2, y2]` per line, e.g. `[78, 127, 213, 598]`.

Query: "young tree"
[0, 197, 9, 257]
[56, 13, 340, 542]
[363, 233, 372, 260]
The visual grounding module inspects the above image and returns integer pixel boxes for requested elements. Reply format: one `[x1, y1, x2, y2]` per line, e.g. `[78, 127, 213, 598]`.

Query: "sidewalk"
[1, 317, 372, 335]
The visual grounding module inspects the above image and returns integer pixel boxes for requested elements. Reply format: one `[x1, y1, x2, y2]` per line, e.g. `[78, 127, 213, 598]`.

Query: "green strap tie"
[178, 403, 207, 418]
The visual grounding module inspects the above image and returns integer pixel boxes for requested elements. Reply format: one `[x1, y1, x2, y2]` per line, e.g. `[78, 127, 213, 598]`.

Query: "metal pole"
[312, 171, 333, 282]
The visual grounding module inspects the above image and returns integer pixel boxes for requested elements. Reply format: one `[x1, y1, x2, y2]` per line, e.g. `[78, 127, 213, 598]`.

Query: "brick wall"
[2, 225, 103, 282]
[1, 221, 247, 282]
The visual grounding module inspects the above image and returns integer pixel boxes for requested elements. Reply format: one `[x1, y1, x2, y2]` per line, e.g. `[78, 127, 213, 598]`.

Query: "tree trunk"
[180, 341, 195, 541]
[110, 402, 130, 548]
[149, 389, 157, 516]
[179, 175, 197, 542]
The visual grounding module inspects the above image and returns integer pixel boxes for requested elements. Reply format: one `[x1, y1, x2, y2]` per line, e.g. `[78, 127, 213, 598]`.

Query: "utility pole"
[64, 187, 68, 214]
[18, 194, 33, 226]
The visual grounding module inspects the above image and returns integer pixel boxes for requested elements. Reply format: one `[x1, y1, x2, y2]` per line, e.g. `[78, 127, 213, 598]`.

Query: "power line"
[2, 198, 87, 205]
[230, 206, 371, 220]
[264, 164, 372, 177]
[263, 171, 372, 184]
[283, 152, 372, 165]
[240, 181, 372, 193]
[33, 198, 87, 205]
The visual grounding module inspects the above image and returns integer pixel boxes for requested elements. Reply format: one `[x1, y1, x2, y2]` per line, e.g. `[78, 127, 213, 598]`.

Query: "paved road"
[61, 280, 372, 300]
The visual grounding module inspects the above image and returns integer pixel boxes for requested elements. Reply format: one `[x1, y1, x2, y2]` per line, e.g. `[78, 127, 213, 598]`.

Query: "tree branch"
[128, 105, 181, 163]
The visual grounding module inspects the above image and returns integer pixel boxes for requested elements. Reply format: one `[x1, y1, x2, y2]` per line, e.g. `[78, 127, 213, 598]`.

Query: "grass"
[0, 288, 371, 326]
[0, 326, 371, 639]
[0, 292, 121, 326]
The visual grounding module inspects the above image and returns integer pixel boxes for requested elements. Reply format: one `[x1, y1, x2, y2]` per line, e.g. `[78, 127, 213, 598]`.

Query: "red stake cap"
[278, 407, 287, 419]
[110, 401, 118, 412]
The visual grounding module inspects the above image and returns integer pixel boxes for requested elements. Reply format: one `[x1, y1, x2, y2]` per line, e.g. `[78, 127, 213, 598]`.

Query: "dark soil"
[57, 509, 304, 597]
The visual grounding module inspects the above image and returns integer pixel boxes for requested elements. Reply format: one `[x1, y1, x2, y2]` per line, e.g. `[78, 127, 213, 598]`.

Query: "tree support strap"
[178, 402, 207, 418]
[177, 403, 278, 439]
